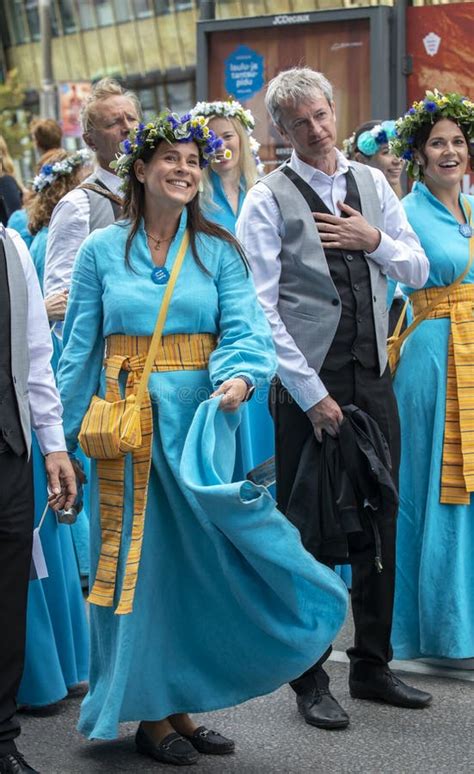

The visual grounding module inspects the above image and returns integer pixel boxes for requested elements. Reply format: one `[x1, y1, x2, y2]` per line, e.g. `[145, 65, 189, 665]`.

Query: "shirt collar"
[290, 148, 349, 184]
[94, 166, 123, 196]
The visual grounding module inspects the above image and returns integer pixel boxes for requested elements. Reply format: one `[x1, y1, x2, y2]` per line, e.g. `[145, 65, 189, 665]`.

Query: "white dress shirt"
[236, 149, 429, 411]
[7, 229, 66, 454]
[44, 166, 122, 297]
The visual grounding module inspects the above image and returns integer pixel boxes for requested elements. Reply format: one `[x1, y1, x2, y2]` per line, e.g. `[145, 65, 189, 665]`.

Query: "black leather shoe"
[350, 670, 432, 709]
[296, 688, 350, 729]
[183, 726, 235, 755]
[0, 752, 40, 773]
[135, 725, 198, 766]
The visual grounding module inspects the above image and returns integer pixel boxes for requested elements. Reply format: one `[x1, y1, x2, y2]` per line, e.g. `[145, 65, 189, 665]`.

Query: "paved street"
[19, 617, 474, 774]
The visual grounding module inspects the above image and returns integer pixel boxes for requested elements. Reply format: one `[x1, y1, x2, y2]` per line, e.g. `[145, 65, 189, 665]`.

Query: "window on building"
[113, 0, 133, 23]
[164, 79, 195, 115]
[153, 0, 171, 14]
[24, 0, 40, 41]
[57, 0, 78, 34]
[134, 0, 153, 20]
[5, 1, 29, 44]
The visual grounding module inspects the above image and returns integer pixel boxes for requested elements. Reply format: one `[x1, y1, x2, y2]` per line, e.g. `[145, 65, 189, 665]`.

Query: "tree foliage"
[0, 69, 32, 158]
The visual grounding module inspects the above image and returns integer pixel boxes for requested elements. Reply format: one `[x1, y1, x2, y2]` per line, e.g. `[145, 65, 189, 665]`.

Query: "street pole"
[39, 0, 57, 118]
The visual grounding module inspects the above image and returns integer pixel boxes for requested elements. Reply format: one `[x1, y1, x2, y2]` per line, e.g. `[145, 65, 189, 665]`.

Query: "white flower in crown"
[190, 99, 256, 134]
[249, 136, 261, 154]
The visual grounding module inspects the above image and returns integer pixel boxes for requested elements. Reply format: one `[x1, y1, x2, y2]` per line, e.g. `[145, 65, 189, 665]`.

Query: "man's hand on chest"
[314, 201, 381, 253]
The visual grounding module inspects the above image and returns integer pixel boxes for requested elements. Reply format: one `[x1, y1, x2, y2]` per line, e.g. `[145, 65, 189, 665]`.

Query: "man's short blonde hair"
[81, 77, 141, 132]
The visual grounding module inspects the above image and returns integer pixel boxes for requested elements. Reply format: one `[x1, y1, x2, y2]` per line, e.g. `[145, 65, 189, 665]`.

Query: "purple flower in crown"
[402, 149, 413, 160]
[42, 163, 53, 174]
[424, 101, 438, 113]
[181, 112, 191, 122]
[167, 114, 180, 129]
[408, 107, 416, 115]
[375, 129, 388, 144]
[123, 139, 132, 154]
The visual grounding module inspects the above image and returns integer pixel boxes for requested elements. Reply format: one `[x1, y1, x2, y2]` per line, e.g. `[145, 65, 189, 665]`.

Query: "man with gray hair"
[237, 67, 431, 729]
[44, 78, 140, 300]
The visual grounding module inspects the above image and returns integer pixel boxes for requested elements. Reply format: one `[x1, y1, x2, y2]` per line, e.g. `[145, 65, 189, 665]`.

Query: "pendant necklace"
[459, 223, 473, 239]
[146, 230, 175, 285]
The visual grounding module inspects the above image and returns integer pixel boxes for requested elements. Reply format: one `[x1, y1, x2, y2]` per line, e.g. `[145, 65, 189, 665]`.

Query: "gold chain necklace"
[145, 231, 176, 251]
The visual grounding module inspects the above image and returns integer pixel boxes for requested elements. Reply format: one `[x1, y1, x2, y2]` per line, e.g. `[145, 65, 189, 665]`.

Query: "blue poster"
[224, 45, 264, 101]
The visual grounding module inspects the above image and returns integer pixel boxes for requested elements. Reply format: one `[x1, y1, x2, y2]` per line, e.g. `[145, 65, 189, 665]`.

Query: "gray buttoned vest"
[80, 173, 122, 231]
[1, 231, 32, 454]
[260, 161, 389, 376]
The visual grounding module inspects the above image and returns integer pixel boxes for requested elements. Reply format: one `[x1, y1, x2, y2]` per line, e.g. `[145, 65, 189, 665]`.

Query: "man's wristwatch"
[236, 375, 256, 402]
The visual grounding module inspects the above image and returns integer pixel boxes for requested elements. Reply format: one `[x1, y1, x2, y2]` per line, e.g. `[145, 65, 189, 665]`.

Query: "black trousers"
[0, 449, 34, 754]
[270, 362, 401, 690]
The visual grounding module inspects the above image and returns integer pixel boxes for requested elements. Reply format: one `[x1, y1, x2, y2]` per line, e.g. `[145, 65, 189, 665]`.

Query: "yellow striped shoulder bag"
[78, 231, 189, 460]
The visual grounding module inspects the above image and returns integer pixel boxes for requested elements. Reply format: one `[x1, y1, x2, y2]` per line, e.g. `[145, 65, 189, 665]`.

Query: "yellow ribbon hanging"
[88, 332, 217, 614]
[410, 199, 474, 504]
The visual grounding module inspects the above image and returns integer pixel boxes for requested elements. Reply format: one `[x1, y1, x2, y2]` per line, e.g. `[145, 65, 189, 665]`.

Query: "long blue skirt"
[392, 318, 474, 659]
[78, 371, 347, 739]
[17, 435, 89, 707]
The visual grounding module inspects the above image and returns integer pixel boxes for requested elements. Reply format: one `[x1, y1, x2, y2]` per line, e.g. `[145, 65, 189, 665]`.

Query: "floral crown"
[190, 99, 265, 174]
[190, 99, 255, 134]
[391, 90, 474, 179]
[110, 111, 223, 180]
[32, 149, 92, 193]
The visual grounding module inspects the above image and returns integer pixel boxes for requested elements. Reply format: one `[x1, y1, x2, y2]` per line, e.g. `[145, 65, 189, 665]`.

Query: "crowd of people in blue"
[0, 67, 473, 772]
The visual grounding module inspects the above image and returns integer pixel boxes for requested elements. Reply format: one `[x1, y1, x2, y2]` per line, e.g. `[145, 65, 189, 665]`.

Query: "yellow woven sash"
[88, 332, 217, 614]
[412, 284, 474, 505]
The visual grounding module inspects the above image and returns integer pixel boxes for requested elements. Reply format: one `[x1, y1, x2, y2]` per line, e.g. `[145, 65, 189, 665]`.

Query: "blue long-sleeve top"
[56, 207, 277, 452]
[401, 182, 474, 292]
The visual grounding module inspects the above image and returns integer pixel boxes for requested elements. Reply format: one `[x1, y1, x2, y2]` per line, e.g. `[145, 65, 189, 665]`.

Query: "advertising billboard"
[406, 3, 473, 193]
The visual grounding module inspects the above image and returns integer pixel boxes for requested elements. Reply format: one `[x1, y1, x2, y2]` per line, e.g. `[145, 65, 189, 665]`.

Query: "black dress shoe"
[135, 725, 198, 766]
[183, 726, 235, 755]
[296, 688, 350, 729]
[350, 670, 432, 709]
[0, 752, 40, 773]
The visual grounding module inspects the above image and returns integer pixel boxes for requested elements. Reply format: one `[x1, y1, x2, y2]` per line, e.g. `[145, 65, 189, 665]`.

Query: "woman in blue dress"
[17, 149, 92, 708]
[390, 92, 474, 663]
[29, 148, 93, 578]
[191, 99, 274, 481]
[56, 112, 347, 765]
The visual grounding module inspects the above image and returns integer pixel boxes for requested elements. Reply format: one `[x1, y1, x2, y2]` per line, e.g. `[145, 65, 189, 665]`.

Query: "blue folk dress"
[30, 226, 90, 578]
[57, 210, 348, 740]
[17, 227, 89, 707]
[7, 207, 33, 248]
[392, 182, 474, 660]
[204, 169, 275, 480]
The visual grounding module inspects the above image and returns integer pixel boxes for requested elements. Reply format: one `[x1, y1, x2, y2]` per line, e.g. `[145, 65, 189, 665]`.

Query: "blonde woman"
[0, 135, 23, 225]
[190, 100, 273, 479]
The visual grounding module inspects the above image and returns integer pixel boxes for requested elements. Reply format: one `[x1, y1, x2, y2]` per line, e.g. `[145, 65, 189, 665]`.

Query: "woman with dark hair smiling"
[56, 111, 347, 764]
[390, 91, 474, 664]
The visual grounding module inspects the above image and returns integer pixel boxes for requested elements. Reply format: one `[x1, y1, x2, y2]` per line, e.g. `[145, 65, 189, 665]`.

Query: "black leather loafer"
[135, 725, 198, 765]
[350, 670, 432, 709]
[184, 726, 235, 755]
[0, 752, 40, 773]
[296, 688, 350, 729]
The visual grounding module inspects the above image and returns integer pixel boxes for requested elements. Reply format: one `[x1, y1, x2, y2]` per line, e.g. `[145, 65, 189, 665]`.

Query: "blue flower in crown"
[32, 149, 92, 193]
[424, 100, 438, 113]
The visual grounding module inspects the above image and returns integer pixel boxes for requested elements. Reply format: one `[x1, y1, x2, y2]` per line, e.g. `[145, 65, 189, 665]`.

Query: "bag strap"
[390, 198, 474, 349]
[79, 182, 124, 208]
[134, 229, 190, 409]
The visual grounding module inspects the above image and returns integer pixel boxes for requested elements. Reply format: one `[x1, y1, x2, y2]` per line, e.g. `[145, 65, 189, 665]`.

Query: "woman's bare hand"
[45, 290, 69, 321]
